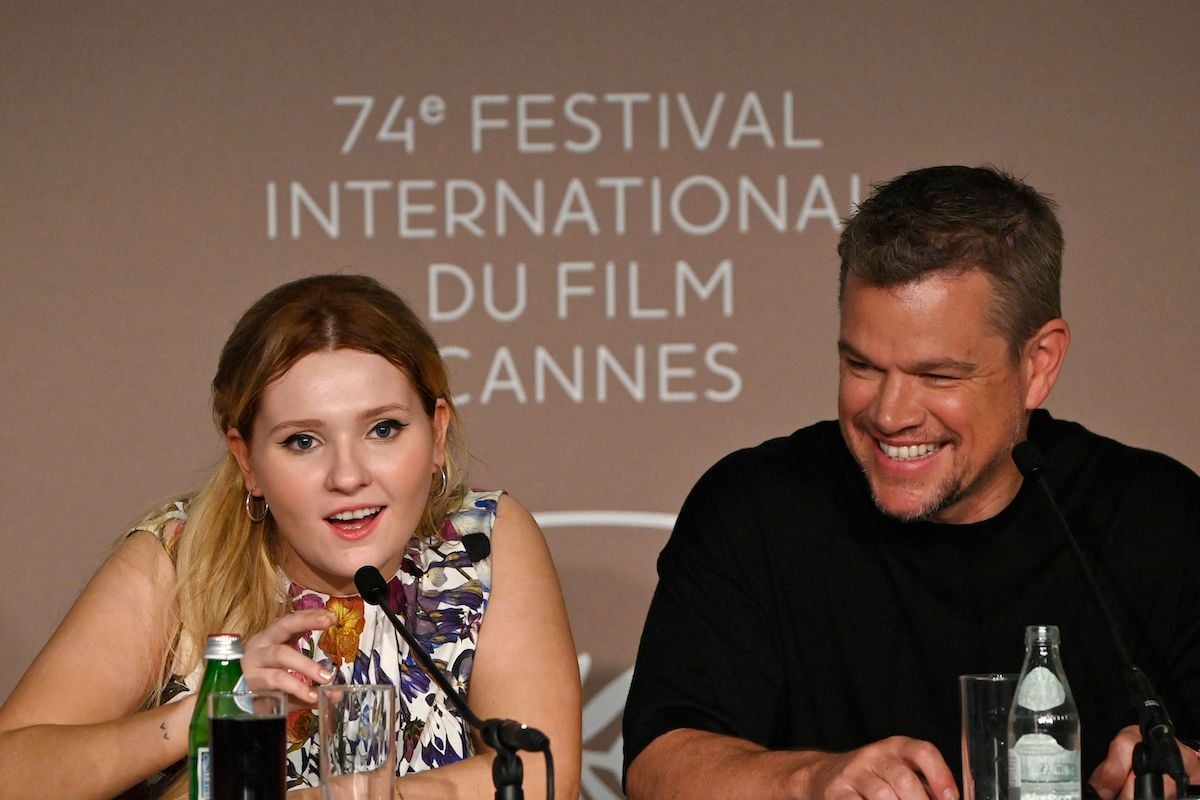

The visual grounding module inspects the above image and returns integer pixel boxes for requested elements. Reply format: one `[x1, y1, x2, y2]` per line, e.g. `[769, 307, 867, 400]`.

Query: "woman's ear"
[431, 399, 450, 467]
[226, 428, 259, 493]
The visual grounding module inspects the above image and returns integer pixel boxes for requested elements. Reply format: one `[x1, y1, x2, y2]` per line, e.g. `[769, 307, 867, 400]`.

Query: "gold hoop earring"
[431, 464, 449, 499]
[244, 491, 269, 523]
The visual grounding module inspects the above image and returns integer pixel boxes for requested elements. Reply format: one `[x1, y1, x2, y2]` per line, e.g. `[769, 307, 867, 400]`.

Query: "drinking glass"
[208, 689, 288, 800]
[960, 673, 1019, 800]
[319, 684, 397, 800]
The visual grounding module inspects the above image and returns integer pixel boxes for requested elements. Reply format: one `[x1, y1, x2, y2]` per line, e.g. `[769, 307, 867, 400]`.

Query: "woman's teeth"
[328, 507, 381, 521]
[879, 442, 939, 461]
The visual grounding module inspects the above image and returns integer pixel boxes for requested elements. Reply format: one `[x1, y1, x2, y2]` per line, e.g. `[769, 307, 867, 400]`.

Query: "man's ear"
[226, 428, 259, 493]
[1022, 318, 1071, 410]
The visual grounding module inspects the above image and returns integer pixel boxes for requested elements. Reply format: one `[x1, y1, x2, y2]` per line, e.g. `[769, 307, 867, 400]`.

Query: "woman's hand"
[241, 608, 337, 704]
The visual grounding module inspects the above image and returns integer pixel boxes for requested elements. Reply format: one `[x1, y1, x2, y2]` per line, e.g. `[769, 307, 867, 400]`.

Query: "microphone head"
[1011, 440, 1047, 480]
[354, 565, 390, 606]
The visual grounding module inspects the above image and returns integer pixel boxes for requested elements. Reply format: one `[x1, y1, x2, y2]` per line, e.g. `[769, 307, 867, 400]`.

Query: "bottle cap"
[204, 633, 245, 660]
[1024, 624, 1061, 645]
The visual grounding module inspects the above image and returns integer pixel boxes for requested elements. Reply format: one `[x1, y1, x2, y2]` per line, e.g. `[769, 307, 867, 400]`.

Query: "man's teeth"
[879, 442, 939, 461]
[328, 507, 381, 521]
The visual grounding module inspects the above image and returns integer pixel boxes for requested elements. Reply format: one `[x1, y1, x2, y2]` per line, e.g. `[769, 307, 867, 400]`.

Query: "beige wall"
[3, 3, 1198, 796]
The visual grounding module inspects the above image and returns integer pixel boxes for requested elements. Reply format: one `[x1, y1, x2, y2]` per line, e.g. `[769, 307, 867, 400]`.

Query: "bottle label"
[197, 746, 210, 800]
[1016, 666, 1067, 711]
[1010, 733, 1080, 799]
[232, 674, 255, 713]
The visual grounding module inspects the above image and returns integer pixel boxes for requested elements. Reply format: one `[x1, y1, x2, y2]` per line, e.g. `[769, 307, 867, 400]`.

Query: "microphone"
[355, 564, 391, 607]
[1012, 441, 1187, 799]
[463, 532, 492, 563]
[353, 565, 553, 799]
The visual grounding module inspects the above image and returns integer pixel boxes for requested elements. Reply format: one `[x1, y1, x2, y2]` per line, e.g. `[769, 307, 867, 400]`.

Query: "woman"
[0, 274, 581, 799]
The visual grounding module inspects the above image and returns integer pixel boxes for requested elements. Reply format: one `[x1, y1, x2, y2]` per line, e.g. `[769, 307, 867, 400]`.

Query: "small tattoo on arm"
[161, 722, 169, 740]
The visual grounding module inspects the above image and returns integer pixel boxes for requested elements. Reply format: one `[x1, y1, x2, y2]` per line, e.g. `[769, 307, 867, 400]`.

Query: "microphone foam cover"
[1011, 440, 1047, 479]
[354, 565, 390, 606]
[463, 532, 491, 563]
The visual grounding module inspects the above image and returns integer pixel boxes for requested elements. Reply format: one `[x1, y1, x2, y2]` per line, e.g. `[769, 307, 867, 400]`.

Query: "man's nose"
[871, 374, 925, 435]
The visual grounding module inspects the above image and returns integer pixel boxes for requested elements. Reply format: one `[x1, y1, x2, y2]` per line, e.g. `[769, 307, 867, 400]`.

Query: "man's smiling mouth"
[878, 441, 940, 461]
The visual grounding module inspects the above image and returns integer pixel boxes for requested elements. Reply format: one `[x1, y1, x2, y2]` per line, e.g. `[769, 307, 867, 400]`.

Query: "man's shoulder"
[671, 419, 867, 553]
[1033, 411, 1200, 496]
[707, 419, 846, 474]
[690, 419, 858, 506]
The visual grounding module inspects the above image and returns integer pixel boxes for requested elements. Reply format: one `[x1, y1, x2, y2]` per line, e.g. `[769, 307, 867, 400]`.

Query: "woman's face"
[228, 349, 448, 595]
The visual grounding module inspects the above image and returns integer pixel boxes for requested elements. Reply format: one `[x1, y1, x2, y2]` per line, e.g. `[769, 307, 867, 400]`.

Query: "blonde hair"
[168, 273, 467, 690]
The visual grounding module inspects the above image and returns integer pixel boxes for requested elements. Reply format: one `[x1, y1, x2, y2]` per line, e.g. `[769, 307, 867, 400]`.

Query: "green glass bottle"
[188, 633, 245, 800]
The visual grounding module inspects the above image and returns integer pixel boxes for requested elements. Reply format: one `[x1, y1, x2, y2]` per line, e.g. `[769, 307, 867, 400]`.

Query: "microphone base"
[1131, 740, 1185, 800]
[1133, 771, 1164, 800]
[491, 747, 525, 800]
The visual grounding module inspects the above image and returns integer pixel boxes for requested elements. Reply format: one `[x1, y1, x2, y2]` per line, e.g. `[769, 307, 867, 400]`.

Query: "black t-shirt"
[623, 410, 1200, 784]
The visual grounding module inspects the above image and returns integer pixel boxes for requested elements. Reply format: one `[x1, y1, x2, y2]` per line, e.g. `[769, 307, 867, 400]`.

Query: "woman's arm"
[392, 494, 582, 800]
[0, 530, 191, 799]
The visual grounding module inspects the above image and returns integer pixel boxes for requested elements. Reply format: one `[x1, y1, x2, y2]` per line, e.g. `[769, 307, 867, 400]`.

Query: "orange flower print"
[286, 708, 317, 750]
[318, 596, 365, 666]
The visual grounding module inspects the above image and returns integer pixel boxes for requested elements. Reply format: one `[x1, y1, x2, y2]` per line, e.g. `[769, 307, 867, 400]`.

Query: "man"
[623, 166, 1200, 800]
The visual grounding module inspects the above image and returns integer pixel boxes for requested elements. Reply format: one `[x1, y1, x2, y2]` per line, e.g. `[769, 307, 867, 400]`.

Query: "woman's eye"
[370, 419, 406, 439]
[282, 433, 317, 451]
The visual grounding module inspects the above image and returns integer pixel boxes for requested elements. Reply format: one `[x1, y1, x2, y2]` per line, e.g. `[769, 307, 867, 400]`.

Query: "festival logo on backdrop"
[264, 89, 859, 409]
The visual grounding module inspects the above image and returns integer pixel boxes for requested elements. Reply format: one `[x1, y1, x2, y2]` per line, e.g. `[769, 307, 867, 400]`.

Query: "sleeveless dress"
[131, 489, 501, 793]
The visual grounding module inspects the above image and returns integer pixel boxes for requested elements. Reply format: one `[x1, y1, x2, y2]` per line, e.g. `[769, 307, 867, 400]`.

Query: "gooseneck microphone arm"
[354, 565, 553, 800]
[1012, 441, 1187, 800]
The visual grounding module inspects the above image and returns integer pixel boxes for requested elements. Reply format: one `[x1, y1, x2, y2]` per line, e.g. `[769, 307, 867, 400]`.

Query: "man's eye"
[370, 419, 406, 439]
[283, 433, 317, 451]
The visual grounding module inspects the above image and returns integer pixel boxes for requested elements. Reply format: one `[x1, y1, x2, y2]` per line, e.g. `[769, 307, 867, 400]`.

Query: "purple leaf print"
[398, 654, 432, 701]
[350, 651, 373, 685]
[370, 651, 395, 687]
[420, 738, 461, 769]
[387, 575, 410, 618]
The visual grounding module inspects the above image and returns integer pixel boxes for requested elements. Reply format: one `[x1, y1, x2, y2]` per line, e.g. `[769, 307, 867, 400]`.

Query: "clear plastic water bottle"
[189, 633, 246, 800]
[1007, 625, 1081, 800]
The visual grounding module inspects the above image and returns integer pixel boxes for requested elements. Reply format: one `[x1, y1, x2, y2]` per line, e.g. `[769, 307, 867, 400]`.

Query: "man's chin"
[874, 499, 938, 522]
[868, 481, 954, 523]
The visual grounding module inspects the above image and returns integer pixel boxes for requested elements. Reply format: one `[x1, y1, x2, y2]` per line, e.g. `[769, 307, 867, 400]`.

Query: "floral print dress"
[134, 489, 500, 793]
[281, 489, 499, 786]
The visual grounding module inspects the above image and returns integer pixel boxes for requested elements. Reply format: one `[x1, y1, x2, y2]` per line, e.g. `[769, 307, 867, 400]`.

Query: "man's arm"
[626, 728, 958, 800]
[621, 457, 790, 780]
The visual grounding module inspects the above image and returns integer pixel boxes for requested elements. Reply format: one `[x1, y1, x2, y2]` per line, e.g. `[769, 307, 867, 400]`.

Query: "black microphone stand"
[354, 566, 553, 800]
[1126, 666, 1184, 800]
[484, 725, 525, 800]
[1014, 443, 1187, 800]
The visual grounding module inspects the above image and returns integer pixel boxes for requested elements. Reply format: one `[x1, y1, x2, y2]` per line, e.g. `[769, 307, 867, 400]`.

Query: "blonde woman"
[0, 274, 581, 799]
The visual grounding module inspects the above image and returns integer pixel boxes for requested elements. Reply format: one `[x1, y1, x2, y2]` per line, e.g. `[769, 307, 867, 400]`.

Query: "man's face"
[837, 269, 1031, 523]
